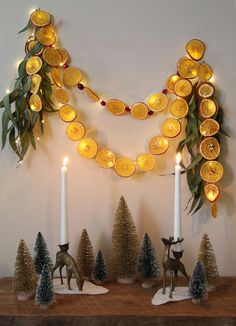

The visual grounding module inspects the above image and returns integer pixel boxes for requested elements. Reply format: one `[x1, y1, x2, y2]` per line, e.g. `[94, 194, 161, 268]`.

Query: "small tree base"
[39, 304, 50, 310]
[18, 292, 34, 301]
[142, 280, 156, 288]
[93, 280, 104, 285]
[192, 294, 208, 304]
[207, 284, 216, 292]
[117, 277, 135, 284]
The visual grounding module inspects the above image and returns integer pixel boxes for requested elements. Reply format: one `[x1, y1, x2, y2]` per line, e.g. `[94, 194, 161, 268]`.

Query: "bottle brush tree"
[77, 229, 95, 279]
[35, 264, 55, 308]
[34, 232, 52, 274]
[92, 250, 107, 283]
[13, 239, 37, 296]
[138, 233, 160, 280]
[112, 195, 139, 280]
[189, 261, 208, 303]
[198, 233, 219, 284]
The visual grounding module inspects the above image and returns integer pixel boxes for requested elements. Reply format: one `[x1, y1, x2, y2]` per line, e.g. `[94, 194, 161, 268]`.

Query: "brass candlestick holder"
[51, 242, 84, 291]
[161, 237, 189, 298]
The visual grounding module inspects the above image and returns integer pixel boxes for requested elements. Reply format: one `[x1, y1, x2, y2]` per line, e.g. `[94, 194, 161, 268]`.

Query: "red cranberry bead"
[63, 64, 69, 69]
[162, 89, 168, 95]
[125, 106, 131, 112]
[77, 83, 84, 90]
[100, 100, 106, 106]
[148, 111, 154, 115]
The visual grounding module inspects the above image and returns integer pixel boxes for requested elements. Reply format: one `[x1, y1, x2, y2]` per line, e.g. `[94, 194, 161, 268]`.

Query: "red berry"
[77, 83, 84, 90]
[125, 107, 131, 112]
[148, 111, 154, 115]
[63, 64, 69, 69]
[100, 100, 106, 106]
[162, 89, 168, 95]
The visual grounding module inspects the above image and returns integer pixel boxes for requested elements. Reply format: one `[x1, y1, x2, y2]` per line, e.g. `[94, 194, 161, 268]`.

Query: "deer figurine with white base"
[51, 243, 84, 291]
[161, 237, 189, 298]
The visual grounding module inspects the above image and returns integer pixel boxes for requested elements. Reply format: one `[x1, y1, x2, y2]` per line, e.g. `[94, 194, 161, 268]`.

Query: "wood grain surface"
[0, 277, 235, 326]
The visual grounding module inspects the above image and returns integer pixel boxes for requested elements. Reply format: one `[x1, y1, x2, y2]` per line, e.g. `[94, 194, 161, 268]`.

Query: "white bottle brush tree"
[137, 233, 160, 287]
[35, 264, 55, 309]
[189, 261, 208, 304]
[34, 232, 52, 275]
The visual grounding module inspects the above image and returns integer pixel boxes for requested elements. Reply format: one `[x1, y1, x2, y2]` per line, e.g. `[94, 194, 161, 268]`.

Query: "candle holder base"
[51, 243, 84, 291]
[172, 250, 184, 260]
[59, 243, 69, 252]
[161, 236, 189, 299]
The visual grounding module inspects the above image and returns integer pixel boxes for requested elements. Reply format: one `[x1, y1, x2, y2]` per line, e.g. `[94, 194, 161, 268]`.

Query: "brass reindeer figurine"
[161, 237, 188, 298]
[51, 244, 84, 291]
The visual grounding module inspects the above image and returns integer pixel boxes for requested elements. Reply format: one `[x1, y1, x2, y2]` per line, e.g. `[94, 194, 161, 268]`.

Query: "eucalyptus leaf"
[1, 110, 9, 149]
[22, 77, 32, 94]
[18, 18, 33, 34]
[9, 127, 20, 159]
[3, 95, 17, 128]
[29, 129, 36, 149]
[188, 196, 200, 214]
[192, 197, 204, 215]
[187, 154, 203, 170]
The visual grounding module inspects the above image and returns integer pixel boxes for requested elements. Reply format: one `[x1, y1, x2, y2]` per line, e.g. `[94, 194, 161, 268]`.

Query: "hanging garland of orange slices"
[0, 9, 228, 216]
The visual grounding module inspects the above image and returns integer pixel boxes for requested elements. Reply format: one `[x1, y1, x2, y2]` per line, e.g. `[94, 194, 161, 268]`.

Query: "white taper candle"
[174, 153, 182, 252]
[60, 157, 68, 245]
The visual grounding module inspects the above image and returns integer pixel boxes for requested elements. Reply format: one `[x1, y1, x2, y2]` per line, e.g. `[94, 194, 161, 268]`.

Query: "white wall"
[0, 0, 235, 276]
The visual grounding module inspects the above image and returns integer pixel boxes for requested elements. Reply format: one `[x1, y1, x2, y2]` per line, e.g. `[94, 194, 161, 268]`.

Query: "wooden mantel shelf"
[0, 277, 235, 326]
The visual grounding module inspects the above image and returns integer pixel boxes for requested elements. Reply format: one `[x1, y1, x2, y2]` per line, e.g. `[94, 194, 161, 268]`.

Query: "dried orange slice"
[169, 98, 189, 118]
[51, 67, 62, 87]
[62, 66, 83, 86]
[96, 150, 116, 168]
[174, 79, 192, 97]
[36, 29, 56, 46]
[165, 74, 181, 92]
[77, 137, 98, 159]
[197, 82, 215, 99]
[30, 74, 42, 94]
[200, 161, 223, 183]
[161, 118, 181, 138]
[147, 93, 168, 112]
[26, 39, 44, 55]
[199, 119, 219, 137]
[26, 56, 42, 75]
[106, 99, 126, 115]
[43, 47, 61, 66]
[42, 23, 55, 34]
[198, 63, 212, 82]
[131, 102, 149, 119]
[186, 39, 205, 61]
[177, 57, 198, 79]
[114, 157, 136, 177]
[199, 99, 217, 119]
[84, 87, 100, 102]
[211, 202, 218, 218]
[29, 94, 42, 112]
[66, 122, 85, 141]
[59, 105, 77, 122]
[149, 136, 169, 155]
[200, 137, 220, 160]
[57, 48, 69, 66]
[55, 88, 70, 104]
[136, 153, 155, 171]
[204, 183, 220, 202]
[30, 9, 51, 27]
